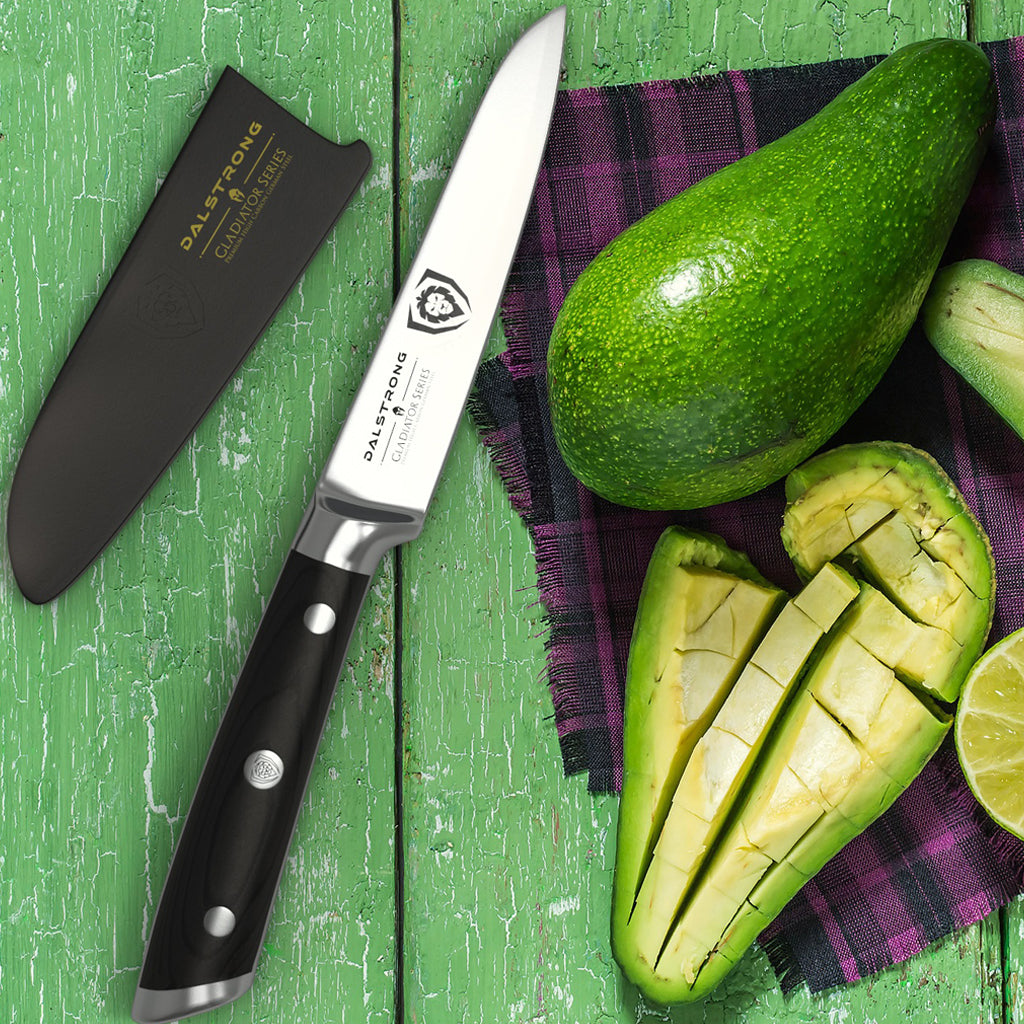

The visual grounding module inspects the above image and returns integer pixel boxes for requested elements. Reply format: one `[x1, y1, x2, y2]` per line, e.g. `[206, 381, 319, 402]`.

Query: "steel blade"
[315, 8, 564, 520]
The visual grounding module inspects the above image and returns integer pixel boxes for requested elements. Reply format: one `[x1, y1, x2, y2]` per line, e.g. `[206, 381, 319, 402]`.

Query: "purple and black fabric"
[470, 38, 1024, 993]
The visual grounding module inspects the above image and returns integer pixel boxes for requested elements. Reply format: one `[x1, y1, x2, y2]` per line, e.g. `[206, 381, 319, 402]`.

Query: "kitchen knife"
[131, 8, 566, 1023]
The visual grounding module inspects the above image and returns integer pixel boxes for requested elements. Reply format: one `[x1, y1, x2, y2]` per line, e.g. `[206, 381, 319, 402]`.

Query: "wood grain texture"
[0, 1, 397, 1021]
[397, 2, 1008, 1023]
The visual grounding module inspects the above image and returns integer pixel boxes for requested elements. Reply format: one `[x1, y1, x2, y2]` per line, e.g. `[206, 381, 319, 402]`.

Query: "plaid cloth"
[470, 39, 1024, 993]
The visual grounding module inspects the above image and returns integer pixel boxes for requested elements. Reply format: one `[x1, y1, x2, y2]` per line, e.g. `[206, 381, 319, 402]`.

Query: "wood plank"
[397, 1, 1003, 1021]
[966, 10, 1024, 1022]
[949, 8, 1024, 1022]
[975, 3, 1024, 39]
[0, 2, 397, 1020]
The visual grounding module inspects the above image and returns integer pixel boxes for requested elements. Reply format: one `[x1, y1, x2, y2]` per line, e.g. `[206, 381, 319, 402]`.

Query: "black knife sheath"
[7, 67, 371, 603]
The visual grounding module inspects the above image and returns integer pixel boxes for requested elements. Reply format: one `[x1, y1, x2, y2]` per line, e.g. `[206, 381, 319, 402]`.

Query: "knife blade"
[131, 9, 566, 1023]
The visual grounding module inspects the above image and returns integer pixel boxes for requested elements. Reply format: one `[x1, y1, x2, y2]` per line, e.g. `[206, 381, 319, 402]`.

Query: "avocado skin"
[548, 39, 996, 511]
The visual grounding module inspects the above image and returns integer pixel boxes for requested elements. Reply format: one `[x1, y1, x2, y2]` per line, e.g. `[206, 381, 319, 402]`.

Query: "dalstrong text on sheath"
[179, 119, 264, 251]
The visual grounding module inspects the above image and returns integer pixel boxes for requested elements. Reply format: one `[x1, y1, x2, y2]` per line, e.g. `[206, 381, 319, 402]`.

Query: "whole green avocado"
[547, 40, 996, 510]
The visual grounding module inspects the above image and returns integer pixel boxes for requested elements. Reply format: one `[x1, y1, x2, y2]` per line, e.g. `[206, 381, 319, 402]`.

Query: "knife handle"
[133, 549, 373, 1024]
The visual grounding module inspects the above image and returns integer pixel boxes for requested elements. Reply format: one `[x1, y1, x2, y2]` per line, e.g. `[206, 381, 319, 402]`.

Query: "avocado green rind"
[548, 39, 995, 511]
[922, 259, 1024, 443]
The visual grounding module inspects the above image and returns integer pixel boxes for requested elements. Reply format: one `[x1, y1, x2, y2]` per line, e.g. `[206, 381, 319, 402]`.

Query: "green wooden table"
[2, 1, 1022, 1020]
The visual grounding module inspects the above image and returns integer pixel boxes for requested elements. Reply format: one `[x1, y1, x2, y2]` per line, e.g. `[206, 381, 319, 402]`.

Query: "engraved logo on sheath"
[408, 270, 471, 334]
[135, 270, 204, 339]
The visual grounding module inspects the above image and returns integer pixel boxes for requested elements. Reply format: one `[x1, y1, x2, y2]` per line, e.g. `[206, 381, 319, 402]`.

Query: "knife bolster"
[293, 488, 423, 573]
[132, 973, 253, 1024]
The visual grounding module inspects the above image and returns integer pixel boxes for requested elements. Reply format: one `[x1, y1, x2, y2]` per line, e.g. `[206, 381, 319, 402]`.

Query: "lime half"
[956, 629, 1024, 839]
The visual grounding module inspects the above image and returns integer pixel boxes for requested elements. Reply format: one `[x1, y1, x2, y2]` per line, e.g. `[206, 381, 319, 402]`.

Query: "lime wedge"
[955, 630, 1024, 838]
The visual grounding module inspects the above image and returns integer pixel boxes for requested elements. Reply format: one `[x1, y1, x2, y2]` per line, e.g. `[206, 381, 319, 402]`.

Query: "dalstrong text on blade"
[363, 353, 410, 462]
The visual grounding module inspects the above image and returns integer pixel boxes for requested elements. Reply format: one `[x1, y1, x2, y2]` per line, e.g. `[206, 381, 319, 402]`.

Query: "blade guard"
[7, 67, 371, 603]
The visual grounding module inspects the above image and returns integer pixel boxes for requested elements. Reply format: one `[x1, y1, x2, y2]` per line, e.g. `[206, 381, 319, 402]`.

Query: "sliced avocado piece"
[790, 561, 862, 630]
[804, 631, 898, 741]
[787, 494, 908, 573]
[620, 564, 857, 981]
[712, 665, 787, 745]
[613, 528, 785, 985]
[854, 679, 951, 786]
[654, 684, 865, 994]
[851, 514, 981, 643]
[655, 636, 950, 1000]
[803, 631, 952, 786]
[706, 681, 949, 991]
[841, 582, 961, 695]
[749, 564, 858, 678]
[781, 689, 871, 810]
[781, 441, 995, 700]
[749, 670, 950, 932]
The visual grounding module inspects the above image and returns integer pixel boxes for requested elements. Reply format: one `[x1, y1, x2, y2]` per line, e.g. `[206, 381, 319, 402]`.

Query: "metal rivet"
[303, 603, 336, 634]
[243, 749, 284, 790]
[203, 906, 236, 937]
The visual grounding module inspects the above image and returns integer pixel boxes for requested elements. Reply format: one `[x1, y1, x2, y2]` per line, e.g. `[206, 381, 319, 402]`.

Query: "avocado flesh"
[851, 514, 981, 644]
[659, 648, 950, 1003]
[612, 443, 994, 1003]
[781, 441, 994, 701]
[547, 40, 995, 510]
[922, 259, 1024, 442]
[840, 583, 961, 695]
[650, 687, 869, 998]
[613, 528, 785, 979]
[620, 563, 858, 978]
[735, 686, 949, 960]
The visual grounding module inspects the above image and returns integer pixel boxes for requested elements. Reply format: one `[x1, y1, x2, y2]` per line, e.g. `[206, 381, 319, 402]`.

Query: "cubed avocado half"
[615, 562, 857, 989]
[612, 528, 785, 982]
[780, 441, 994, 700]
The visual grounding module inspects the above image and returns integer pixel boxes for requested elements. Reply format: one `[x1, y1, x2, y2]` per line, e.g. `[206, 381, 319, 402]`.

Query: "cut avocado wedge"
[653, 685, 876, 999]
[612, 528, 785, 980]
[781, 441, 994, 700]
[740, 686, 950, 955]
[617, 563, 857, 983]
[656, 653, 949, 1002]
[921, 259, 1024, 442]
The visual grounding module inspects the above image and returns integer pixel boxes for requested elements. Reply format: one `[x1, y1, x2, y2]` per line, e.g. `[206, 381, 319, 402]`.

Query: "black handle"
[135, 550, 372, 1014]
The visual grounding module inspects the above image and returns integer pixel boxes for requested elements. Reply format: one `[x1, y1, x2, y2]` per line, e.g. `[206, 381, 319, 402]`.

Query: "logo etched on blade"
[408, 270, 471, 334]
